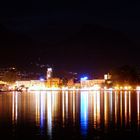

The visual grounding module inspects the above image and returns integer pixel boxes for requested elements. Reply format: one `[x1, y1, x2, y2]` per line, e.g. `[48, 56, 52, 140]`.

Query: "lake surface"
[0, 91, 140, 140]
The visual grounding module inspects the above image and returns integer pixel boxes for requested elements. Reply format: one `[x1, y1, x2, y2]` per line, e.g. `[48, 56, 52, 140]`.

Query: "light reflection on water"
[0, 91, 140, 139]
[80, 91, 88, 136]
[137, 91, 140, 128]
[46, 91, 52, 138]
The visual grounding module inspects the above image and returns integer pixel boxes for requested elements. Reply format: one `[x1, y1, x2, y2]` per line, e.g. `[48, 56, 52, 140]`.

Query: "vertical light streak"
[104, 91, 108, 129]
[120, 91, 123, 127]
[137, 91, 140, 127]
[51, 91, 56, 119]
[115, 91, 118, 125]
[65, 91, 68, 120]
[128, 91, 131, 125]
[109, 91, 113, 122]
[12, 92, 15, 123]
[124, 91, 127, 126]
[96, 91, 100, 128]
[15, 92, 18, 122]
[93, 91, 97, 129]
[62, 91, 65, 127]
[73, 91, 76, 125]
[35, 91, 40, 126]
[47, 91, 52, 138]
[80, 91, 88, 136]
[40, 92, 45, 132]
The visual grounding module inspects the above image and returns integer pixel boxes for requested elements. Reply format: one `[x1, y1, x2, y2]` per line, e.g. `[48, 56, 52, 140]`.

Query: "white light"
[136, 86, 140, 90]
[124, 86, 128, 90]
[108, 88, 113, 91]
[62, 87, 68, 90]
[114, 86, 119, 90]
[48, 68, 52, 71]
[40, 78, 45, 81]
[28, 85, 47, 91]
[91, 85, 101, 90]
[104, 74, 108, 80]
[120, 86, 123, 90]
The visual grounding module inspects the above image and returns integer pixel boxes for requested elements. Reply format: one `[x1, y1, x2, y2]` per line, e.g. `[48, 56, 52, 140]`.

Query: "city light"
[39, 78, 45, 81]
[91, 84, 101, 90]
[136, 86, 140, 91]
[28, 85, 47, 91]
[80, 76, 88, 81]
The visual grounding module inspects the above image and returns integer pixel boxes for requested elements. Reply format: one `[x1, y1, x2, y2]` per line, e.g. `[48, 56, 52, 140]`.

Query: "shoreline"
[1, 89, 140, 92]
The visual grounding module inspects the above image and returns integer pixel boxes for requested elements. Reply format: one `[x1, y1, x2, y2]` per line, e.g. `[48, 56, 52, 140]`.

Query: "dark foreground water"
[0, 91, 140, 140]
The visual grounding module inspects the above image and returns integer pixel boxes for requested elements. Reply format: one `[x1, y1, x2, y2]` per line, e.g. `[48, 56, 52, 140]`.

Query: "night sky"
[0, 0, 140, 75]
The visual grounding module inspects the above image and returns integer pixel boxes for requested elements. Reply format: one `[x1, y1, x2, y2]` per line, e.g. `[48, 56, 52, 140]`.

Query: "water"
[0, 90, 140, 140]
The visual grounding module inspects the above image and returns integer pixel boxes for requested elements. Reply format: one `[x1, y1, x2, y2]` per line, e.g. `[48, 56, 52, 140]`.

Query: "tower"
[47, 68, 53, 80]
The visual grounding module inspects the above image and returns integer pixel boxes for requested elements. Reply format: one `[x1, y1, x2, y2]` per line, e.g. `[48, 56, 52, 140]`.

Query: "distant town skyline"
[1, 1, 140, 140]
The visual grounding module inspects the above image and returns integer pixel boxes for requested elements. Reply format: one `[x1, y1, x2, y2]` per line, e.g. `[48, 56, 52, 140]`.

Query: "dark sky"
[0, 0, 140, 75]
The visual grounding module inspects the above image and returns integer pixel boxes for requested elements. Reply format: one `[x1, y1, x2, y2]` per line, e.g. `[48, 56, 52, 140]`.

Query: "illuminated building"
[15, 80, 46, 90]
[46, 78, 62, 88]
[47, 68, 53, 80]
[104, 73, 111, 80]
[0, 81, 9, 91]
[74, 83, 81, 88]
[67, 79, 74, 87]
[104, 73, 112, 85]
[81, 79, 105, 88]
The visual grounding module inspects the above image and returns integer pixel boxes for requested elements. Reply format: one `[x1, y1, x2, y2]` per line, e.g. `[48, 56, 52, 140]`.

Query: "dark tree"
[2, 69, 18, 83]
[110, 65, 140, 85]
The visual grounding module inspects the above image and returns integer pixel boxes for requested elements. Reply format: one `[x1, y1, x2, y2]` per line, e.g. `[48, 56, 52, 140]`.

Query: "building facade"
[81, 79, 105, 88]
